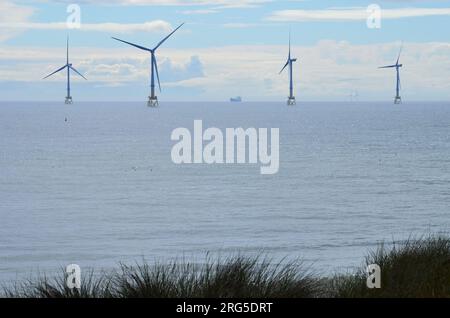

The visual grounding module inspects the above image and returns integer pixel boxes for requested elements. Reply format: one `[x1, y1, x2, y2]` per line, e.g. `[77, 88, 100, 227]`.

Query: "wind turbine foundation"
[148, 96, 159, 107]
[65, 96, 73, 105]
[287, 97, 296, 106]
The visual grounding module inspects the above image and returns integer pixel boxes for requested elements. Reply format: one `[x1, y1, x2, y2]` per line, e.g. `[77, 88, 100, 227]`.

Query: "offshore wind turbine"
[43, 37, 87, 104]
[379, 44, 403, 104]
[279, 32, 297, 106]
[112, 23, 184, 107]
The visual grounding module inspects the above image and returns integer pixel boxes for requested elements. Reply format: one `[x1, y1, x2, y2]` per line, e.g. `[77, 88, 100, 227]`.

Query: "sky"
[0, 0, 449, 101]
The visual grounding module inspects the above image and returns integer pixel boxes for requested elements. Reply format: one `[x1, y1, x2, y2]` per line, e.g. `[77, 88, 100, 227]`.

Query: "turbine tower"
[112, 23, 184, 107]
[279, 32, 297, 106]
[43, 37, 87, 104]
[379, 44, 403, 104]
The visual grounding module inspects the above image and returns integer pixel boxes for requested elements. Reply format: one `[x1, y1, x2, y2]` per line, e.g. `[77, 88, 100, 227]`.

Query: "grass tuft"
[3, 269, 111, 298]
[4, 236, 450, 298]
[331, 236, 450, 298]
[3, 256, 319, 298]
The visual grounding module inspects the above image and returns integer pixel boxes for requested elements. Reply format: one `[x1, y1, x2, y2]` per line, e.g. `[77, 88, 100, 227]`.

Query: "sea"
[0, 101, 449, 283]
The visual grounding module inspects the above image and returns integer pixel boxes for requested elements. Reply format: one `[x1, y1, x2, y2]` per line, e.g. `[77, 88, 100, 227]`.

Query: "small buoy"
[65, 117, 68, 122]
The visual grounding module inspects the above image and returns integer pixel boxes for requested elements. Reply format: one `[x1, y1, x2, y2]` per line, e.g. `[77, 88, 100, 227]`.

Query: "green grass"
[3, 236, 450, 298]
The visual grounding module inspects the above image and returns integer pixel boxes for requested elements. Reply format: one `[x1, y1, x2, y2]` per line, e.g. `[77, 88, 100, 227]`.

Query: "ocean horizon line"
[1, 100, 449, 104]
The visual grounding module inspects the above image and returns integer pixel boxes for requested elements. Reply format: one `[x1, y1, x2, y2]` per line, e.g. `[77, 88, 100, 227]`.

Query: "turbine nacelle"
[279, 58, 297, 74]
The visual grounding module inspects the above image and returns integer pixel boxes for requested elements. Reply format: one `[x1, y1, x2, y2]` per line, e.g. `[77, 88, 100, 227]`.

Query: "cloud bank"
[1, 41, 449, 101]
[268, 7, 450, 22]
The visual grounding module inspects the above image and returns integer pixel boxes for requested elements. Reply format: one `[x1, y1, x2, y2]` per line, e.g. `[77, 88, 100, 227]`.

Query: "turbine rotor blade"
[279, 60, 289, 74]
[67, 36, 69, 64]
[43, 65, 67, 79]
[153, 56, 161, 92]
[288, 30, 291, 59]
[112, 37, 152, 52]
[153, 22, 185, 51]
[69, 65, 87, 80]
[378, 65, 397, 69]
[396, 43, 403, 65]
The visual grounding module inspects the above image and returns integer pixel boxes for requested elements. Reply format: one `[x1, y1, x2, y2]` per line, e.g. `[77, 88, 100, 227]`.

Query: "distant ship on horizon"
[230, 96, 242, 102]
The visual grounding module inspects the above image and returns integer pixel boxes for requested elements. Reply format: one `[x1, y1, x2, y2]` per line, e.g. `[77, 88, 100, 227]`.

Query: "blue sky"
[0, 0, 449, 101]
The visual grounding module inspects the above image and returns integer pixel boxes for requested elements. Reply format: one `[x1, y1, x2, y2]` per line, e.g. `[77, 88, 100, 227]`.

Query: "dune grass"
[330, 236, 450, 298]
[3, 270, 111, 298]
[3, 236, 450, 298]
[109, 256, 320, 298]
[3, 256, 319, 298]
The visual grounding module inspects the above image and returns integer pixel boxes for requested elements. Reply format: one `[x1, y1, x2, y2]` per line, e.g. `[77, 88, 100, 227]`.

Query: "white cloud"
[0, 1, 177, 42]
[268, 7, 450, 22]
[0, 1, 34, 41]
[181, 9, 218, 14]
[159, 55, 205, 81]
[33, 0, 270, 8]
[0, 20, 173, 34]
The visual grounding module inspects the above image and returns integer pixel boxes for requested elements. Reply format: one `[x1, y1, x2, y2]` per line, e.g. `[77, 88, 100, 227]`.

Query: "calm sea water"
[1, 101, 449, 282]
